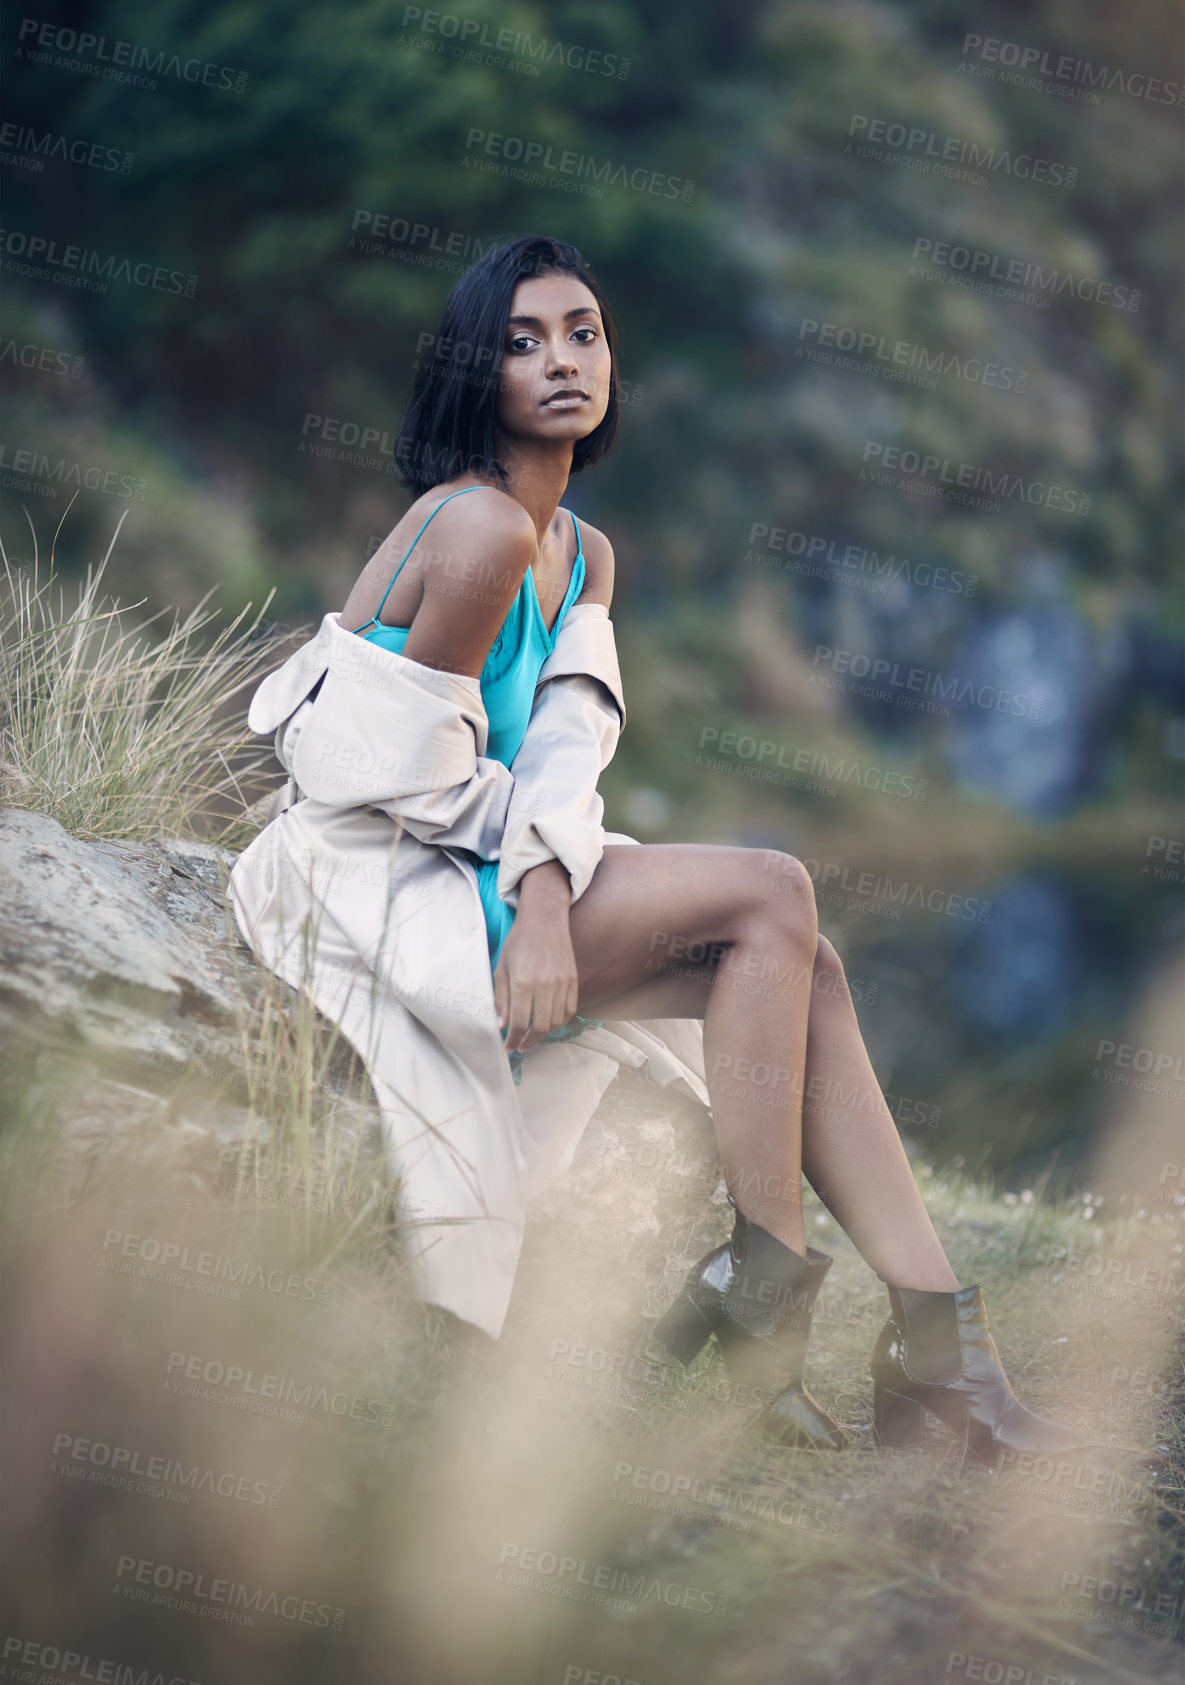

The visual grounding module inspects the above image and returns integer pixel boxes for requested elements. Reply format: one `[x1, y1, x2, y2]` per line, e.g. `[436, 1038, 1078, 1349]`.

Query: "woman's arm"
[571, 521, 615, 612]
[512, 523, 615, 918]
[496, 525, 620, 1052]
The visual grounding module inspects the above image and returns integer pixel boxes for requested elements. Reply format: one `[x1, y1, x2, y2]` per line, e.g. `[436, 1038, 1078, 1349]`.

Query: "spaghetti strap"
[362, 485, 489, 630]
[551, 511, 586, 634]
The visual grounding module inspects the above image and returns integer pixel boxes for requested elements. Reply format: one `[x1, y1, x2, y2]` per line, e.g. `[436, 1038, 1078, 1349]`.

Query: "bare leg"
[798, 937, 958, 1290]
[570, 844, 817, 1253]
[566, 844, 958, 1290]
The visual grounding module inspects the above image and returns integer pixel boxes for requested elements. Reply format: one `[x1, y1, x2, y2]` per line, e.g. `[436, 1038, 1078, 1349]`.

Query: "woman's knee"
[814, 932, 844, 977]
[811, 933, 853, 1004]
[732, 849, 818, 950]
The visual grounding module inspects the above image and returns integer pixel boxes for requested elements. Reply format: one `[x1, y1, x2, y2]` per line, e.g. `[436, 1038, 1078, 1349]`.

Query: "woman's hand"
[494, 860, 579, 1053]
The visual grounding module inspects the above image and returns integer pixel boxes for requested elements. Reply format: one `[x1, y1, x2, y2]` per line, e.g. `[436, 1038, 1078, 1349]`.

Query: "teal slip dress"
[350, 485, 604, 1079]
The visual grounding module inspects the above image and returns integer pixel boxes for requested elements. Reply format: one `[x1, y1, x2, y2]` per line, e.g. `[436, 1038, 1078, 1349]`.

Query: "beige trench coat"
[226, 602, 710, 1337]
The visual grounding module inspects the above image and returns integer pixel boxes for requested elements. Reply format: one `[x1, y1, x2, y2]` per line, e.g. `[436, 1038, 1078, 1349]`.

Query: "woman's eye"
[505, 327, 598, 353]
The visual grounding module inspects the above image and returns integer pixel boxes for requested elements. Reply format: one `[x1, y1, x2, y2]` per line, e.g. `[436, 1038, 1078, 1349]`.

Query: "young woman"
[231, 234, 1091, 1467]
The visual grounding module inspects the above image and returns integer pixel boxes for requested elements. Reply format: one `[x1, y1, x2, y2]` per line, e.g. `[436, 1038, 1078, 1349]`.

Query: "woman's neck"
[494, 438, 575, 542]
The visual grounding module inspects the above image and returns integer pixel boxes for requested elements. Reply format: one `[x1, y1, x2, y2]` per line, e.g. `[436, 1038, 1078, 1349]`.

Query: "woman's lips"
[542, 393, 588, 408]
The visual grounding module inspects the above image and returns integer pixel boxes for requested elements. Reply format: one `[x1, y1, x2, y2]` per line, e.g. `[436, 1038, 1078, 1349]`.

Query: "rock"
[1, 807, 247, 1059]
[0, 806, 720, 1283]
[0, 806, 384, 1191]
[520, 1060, 727, 1340]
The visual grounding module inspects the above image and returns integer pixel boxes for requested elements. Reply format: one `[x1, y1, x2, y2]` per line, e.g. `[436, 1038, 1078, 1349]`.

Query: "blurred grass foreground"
[0, 533, 1182, 1685]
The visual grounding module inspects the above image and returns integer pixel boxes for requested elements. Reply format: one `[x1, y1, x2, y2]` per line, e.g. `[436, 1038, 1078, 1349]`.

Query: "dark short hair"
[395, 234, 619, 498]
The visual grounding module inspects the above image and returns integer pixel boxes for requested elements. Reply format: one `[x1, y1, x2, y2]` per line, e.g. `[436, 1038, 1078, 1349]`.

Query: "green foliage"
[6, 0, 1179, 621]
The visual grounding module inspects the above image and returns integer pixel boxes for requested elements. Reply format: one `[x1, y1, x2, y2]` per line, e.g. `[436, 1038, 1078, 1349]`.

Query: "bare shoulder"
[396, 487, 536, 676]
[408, 485, 537, 583]
[425, 485, 537, 601]
[342, 484, 534, 629]
[432, 485, 535, 550]
[572, 516, 615, 610]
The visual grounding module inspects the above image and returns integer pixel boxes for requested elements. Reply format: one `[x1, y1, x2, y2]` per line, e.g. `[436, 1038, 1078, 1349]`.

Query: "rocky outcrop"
[0, 806, 724, 1273]
[0, 804, 378, 1188]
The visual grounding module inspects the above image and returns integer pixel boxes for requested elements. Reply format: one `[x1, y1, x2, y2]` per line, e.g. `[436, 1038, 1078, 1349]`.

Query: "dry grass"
[0, 498, 288, 846]
[3, 939, 1181, 1683]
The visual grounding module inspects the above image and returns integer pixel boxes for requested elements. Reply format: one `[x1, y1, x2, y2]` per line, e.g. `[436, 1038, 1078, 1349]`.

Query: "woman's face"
[494, 271, 611, 452]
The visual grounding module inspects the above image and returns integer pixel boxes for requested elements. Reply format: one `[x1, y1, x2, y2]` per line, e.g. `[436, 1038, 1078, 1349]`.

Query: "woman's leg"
[569, 844, 818, 1253]
[797, 936, 957, 1290]
[566, 845, 958, 1289]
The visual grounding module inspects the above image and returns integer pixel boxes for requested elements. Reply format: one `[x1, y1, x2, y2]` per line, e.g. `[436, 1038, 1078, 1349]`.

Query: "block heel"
[646, 1210, 847, 1451]
[650, 1293, 715, 1366]
[873, 1383, 925, 1448]
[869, 1284, 1096, 1465]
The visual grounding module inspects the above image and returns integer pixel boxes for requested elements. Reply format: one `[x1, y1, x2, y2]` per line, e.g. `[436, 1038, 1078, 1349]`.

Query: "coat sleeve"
[248, 615, 515, 859]
[495, 603, 627, 909]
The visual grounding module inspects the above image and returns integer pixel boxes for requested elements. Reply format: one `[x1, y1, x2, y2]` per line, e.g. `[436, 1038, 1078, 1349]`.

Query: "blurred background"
[4, 0, 1183, 1188]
